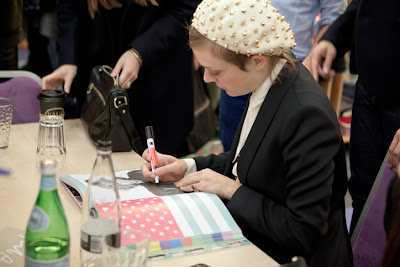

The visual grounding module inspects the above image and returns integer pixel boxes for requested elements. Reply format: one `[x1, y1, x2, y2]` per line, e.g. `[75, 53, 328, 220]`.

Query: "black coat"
[57, 0, 200, 154]
[322, 0, 400, 98]
[194, 62, 353, 266]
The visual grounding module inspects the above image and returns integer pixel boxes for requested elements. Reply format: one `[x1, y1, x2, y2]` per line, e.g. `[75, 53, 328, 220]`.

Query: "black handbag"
[81, 65, 144, 153]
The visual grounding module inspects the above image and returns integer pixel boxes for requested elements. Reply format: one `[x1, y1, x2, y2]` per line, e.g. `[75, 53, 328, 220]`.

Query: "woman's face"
[192, 45, 266, 97]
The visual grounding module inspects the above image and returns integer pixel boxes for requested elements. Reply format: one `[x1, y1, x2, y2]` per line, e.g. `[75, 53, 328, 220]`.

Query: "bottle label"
[25, 254, 69, 267]
[40, 177, 57, 191]
[81, 231, 103, 253]
[28, 206, 50, 231]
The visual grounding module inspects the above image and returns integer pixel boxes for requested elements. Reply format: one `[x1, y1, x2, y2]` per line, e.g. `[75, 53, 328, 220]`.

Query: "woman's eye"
[210, 72, 219, 76]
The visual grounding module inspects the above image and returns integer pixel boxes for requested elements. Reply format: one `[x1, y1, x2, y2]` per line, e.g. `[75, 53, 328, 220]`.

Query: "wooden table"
[0, 119, 278, 266]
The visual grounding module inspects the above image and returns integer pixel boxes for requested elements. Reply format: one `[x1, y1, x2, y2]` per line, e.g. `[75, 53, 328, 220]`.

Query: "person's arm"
[57, 0, 83, 66]
[303, 0, 349, 77]
[129, 0, 201, 67]
[314, 0, 347, 43]
[227, 105, 343, 254]
[194, 152, 231, 175]
[320, 0, 359, 60]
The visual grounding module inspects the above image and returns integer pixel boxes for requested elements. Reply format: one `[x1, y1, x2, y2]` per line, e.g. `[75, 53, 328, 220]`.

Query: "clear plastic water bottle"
[81, 140, 121, 266]
[25, 158, 69, 266]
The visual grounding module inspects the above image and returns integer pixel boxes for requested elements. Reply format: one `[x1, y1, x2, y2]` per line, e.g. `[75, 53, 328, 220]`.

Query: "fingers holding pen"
[141, 161, 156, 182]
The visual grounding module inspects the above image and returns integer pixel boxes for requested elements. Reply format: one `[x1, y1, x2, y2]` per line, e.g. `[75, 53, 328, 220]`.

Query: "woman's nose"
[203, 69, 214, 83]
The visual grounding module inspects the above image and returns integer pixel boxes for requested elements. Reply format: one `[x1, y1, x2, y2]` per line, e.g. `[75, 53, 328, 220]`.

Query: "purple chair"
[351, 153, 394, 267]
[0, 71, 41, 124]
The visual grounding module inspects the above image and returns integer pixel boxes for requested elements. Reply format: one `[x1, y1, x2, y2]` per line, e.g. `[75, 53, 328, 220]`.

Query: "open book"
[60, 169, 249, 260]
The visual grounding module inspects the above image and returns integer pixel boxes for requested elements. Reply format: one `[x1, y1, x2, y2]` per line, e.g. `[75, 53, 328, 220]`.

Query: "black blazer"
[321, 0, 400, 98]
[195, 62, 353, 266]
[57, 0, 200, 154]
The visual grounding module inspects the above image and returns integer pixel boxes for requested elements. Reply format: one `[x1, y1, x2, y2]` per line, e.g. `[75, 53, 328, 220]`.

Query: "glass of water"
[103, 229, 149, 267]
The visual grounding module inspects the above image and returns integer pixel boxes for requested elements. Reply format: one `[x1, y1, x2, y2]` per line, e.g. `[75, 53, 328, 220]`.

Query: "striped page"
[99, 192, 248, 260]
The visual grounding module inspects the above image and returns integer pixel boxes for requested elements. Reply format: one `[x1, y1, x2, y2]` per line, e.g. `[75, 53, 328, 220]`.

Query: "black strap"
[113, 92, 145, 155]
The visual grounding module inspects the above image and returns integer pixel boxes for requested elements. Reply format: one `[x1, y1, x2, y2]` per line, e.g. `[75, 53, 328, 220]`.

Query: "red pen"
[145, 126, 159, 185]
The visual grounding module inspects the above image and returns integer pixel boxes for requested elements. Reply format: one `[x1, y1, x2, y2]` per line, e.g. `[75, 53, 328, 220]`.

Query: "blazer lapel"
[234, 61, 300, 184]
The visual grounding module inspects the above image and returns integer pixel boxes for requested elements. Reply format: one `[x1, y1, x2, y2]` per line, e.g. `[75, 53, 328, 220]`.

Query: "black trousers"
[349, 80, 400, 234]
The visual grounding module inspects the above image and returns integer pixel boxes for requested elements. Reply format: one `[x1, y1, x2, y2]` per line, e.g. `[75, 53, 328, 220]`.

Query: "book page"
[60, 169, 183, 206]
[97, 192, 248, 260]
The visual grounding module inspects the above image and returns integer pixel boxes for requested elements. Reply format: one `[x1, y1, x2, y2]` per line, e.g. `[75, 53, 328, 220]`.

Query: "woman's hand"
[111, 50, 141, 89]
[141, 149, 187, 183]
[174, 168, 242, 200]
[41, 64, 77, 93]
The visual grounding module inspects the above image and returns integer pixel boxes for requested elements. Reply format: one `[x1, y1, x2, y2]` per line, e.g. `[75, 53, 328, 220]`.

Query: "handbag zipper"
[87, 83, 106, 106]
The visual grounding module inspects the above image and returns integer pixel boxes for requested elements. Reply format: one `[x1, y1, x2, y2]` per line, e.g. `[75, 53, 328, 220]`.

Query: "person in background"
[219, 0, 347, 152]
[41, 0, 200, 157]
[23, 0, 58, 77]
[0, 0, 23, 70]
[141, 0, 353, 265]
[306, 0, 400, 235]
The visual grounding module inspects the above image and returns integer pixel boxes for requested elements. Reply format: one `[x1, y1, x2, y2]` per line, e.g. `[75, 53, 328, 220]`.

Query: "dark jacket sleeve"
[227, 104, 342, 255]
[193, 152, 231, 175]
[320, 0, 359, 60]
[130, 0, 201, 66]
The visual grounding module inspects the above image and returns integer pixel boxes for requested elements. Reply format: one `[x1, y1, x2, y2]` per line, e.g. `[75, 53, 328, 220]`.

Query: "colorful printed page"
[98, 192, 249, 260]
[60, 169, 183, 207]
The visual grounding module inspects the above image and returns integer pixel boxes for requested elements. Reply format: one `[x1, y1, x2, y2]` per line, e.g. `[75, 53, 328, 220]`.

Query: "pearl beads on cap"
[191, 0, 296, 56]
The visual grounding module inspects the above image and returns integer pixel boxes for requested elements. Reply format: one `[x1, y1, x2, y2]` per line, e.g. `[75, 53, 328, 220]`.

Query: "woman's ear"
[251, 55, 268, 71]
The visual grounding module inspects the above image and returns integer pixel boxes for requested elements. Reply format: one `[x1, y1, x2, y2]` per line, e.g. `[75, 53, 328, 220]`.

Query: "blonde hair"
[189, 27, 296, 83]
[88, 0, 158, 19]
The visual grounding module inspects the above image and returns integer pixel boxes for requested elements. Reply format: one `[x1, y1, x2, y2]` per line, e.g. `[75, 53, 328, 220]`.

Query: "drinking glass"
[36, 116, 66, 170]
[0, 97, 14, 148]
[103, 229, 149, 267]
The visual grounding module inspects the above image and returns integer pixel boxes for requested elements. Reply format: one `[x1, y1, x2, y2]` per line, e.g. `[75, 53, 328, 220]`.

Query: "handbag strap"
[112, 92, 145, 155]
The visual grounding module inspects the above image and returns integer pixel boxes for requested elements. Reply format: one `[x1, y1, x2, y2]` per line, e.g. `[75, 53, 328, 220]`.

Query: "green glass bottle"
[25, 159, 69, 266]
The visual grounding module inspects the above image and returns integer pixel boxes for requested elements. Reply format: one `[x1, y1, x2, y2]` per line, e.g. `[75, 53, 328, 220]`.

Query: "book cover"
[60, 169, 249, 260]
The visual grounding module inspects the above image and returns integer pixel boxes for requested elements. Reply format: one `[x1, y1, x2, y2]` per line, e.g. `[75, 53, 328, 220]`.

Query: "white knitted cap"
[191, 0, 296, 56]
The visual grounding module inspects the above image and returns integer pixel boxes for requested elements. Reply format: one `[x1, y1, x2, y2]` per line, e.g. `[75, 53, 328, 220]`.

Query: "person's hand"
[111, 50, 141, 89]
[174, 168, 242, 200]
[388, 129, 400, 169]
[141, 149, 187, 183]
[41, 64, 77, 93]
[308, 40, 337, 81]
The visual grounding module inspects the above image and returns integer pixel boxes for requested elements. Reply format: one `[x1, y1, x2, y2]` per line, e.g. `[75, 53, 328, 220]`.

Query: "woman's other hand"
[175, 168, 242, 200]
[141, 149, 187, 183]
[41, 64, 77, 93]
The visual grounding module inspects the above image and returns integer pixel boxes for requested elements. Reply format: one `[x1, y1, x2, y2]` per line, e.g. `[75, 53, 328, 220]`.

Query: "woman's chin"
[225, 91, 239, 97]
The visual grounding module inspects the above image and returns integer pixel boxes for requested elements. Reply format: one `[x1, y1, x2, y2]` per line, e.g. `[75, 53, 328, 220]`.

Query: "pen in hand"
[145, 126, 159, 185]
